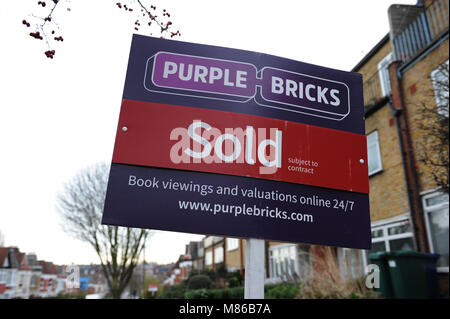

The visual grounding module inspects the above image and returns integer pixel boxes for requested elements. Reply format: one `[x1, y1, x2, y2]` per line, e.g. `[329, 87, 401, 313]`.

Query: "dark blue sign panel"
[104, 164, 371, 248]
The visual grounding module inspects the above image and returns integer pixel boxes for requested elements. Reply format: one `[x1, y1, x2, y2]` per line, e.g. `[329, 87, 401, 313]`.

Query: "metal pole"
[142, 241, 145, 299]
[244, 238, 265, 299]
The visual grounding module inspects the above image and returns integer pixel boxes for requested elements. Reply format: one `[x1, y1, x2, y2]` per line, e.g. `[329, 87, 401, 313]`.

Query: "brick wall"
[358, 40, 392, 105]
[400, 38, 449, 192]
[224, 239, 245, 271]
[356, 40, 411, 222]
[366, 105, 410, 221]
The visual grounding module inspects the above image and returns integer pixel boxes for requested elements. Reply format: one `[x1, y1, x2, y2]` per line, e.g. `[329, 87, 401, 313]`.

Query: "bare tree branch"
[23, 1, 181, 59]
[414, 61, 449, 194]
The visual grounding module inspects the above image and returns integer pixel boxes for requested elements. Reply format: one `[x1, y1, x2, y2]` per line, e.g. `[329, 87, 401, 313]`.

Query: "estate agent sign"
[102, 34, 371, 249]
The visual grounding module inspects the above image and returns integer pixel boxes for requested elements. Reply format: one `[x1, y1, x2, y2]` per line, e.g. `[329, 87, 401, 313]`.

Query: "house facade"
[14, 251, 33, 299]
[0, 247, 19, 299]
[167, 1, 448, 295]
[351, 0, 448, 286]
[0, 246, 112, 298]
[203, 236, 225, 271]
[26, 253, 43, 298]
[264, 0, 448, 289]
[163, 254, 194, 287]
[224, 238, 245, 274]
[38, 260, 59, 298]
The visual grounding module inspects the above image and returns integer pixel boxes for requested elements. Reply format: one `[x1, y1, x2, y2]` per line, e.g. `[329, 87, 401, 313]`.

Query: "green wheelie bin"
[385, 251, 440, 299]
[368, 251, 394, 298]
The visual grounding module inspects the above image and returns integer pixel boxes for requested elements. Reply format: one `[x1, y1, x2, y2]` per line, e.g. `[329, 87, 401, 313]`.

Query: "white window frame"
[214, 247, 224, 264]
[337, 248, 366, 280]
[430, 60, 449, 117]
[363, 215, 415, 272]
[296, 245, 312, 281]
[268, 244, 299, 280]
[422, 191, 449, 273]
[226, 238, 239, 252]
[371, 219, 415, 251]
[378, 52, 394, 97]
[367, 130, 383, 176]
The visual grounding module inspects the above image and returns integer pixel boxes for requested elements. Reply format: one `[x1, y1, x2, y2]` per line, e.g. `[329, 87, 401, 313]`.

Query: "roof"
[15, 252, 31, 270]
[38, 260, 58, 274]
[8, 247, 26, 266]
[351, 33, 390, 72]
[0, 247, 21, 269]
[0, 248, 8, 267]
[16, 252, 25, 265]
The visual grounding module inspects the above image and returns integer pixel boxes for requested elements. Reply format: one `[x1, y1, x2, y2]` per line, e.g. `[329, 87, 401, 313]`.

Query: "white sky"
[0, 0, 417, 266]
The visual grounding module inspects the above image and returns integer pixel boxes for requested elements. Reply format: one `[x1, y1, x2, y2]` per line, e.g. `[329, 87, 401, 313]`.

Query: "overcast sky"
[0, 0, 417, 266]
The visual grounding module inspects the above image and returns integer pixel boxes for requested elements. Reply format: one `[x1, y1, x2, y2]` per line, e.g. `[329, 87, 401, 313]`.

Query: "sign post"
[102, 34, 371, 299]
[244, 239, 265, 299]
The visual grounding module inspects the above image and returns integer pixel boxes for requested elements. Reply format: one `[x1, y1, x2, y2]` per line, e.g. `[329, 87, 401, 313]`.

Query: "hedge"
[184, 287, 244, 299]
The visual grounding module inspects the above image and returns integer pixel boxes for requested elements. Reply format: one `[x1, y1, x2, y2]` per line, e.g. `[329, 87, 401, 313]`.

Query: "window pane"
[378, 53, 393, 96]
[381, 68, 392, 96]
[367, 131, 382, 176]
[428, 208, 449, 268]
[275, 258, 280, 278]
[389, 237, 415, 251]
[368, 144, 381, 175]
[348, 249, 364, 279]
[290, 246, 296, 259]
[214, 247, 223, 263]
[388, 223, 412, 235]
[369, 241, 386, 254]
[297, 245, 311, 281]
[367, 131, 378, 145]
[371, 229, 384, 238]
[431, 61, 449, 116]
[281, 248, 288, 277]
[205, 251, 212, 265]
[270, 259, 275, 278]
[426, 194, 449, 207]
[227, 238, 239, 251]
[366, 242, 386, 264]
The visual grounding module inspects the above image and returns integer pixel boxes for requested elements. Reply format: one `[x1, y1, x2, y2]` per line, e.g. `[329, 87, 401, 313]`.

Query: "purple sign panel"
[144, 51, 351, 120]
[258, 67, 350, 120]
[148, 52, 257, 101]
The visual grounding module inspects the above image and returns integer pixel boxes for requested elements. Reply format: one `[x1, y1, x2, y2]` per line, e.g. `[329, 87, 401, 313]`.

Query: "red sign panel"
[113, 99, 369, 194]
